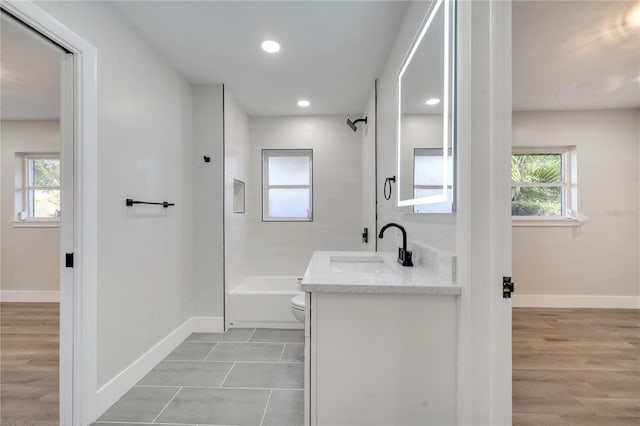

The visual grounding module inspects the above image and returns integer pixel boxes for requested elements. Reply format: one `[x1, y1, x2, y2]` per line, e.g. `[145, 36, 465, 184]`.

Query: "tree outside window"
[26, 156, 61, 219]
[511, 153, 564, 217]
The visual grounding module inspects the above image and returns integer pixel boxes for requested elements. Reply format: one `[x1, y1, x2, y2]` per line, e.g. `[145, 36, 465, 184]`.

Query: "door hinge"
[503, 276, 514, 298]
[65, 253, 74, 268]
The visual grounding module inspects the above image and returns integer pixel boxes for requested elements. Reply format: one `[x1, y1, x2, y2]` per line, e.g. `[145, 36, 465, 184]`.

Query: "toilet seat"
[291, 294, 305, 310]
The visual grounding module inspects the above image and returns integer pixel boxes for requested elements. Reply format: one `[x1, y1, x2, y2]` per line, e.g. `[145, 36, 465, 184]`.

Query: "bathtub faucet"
[378, 223, 413, 267]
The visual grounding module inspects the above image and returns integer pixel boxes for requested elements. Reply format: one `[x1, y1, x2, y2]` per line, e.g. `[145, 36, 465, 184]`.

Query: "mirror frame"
[396, 0, 455, 211]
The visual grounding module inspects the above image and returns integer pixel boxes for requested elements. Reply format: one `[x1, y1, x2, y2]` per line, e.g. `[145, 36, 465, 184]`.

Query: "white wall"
[0, 120, 60, 296]
[513, 109, 640, 304]
[36, 1, 196, 388]
[248, 116, 362, 276]
[193, 85, 224, 317]
[373, 1, 456, 254]
[224, 90, 250, 293]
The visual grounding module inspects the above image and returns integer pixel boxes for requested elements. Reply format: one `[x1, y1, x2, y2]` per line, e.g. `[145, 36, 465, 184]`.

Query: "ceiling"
[2, 1, 638, 120]
[0, 13, 64, 120]
[513, 0, 640, 111]
[112, 1, 407, 116]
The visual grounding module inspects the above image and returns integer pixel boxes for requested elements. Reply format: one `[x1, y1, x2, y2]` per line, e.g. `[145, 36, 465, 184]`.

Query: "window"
[262, 149, 313, 221]
[511, 149, 575, 219]
[23, 155, 61, 220]
[413, 148, 453, 213]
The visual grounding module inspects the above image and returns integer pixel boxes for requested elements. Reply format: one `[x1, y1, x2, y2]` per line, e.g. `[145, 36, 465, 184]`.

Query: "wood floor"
[1, 302, 59, 426]
[0, 304, 638, 426]
[513, 308, 640, 426]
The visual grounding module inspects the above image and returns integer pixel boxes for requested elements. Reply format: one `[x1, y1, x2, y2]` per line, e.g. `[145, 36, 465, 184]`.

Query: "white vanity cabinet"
[301, 251, 461, 426]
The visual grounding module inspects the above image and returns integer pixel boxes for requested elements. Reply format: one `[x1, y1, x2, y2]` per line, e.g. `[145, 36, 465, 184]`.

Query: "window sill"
[11, 220, 60, 228]
[512, 217, 581, 228]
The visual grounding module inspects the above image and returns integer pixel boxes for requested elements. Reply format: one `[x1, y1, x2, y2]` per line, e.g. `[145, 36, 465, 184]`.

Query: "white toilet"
[290, 294, 305, 323]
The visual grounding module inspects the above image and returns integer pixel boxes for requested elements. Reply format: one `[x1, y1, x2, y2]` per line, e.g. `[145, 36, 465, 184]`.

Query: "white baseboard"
[513, 294, 640, 309]
[0, 290, 59, 302]
[95, 316, 223, 418]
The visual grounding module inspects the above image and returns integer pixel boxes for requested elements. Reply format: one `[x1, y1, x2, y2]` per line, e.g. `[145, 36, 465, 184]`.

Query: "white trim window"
[20, 154, 61, 221]
[511, 147, 577, 222]
[262, 149, 313, 222]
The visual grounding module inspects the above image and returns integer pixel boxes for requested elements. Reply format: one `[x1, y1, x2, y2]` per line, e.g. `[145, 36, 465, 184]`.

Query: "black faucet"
[378, 223, 413, 267]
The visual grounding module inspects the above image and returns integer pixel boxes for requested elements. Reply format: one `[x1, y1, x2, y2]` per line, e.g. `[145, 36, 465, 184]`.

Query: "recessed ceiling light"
[425, 98, 441, 106]
[297, 99, 311, 107]
[261, 40, 280, 53]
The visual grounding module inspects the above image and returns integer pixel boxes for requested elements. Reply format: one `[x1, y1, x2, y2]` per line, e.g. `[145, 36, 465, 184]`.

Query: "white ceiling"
[112, 1, 407, 116]
[0, 13, 63, 120]
[513, 0, 640, 111]
[3, 1, 637, 120]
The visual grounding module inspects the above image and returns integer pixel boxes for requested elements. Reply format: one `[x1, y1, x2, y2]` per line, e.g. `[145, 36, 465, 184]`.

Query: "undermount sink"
[329, 255, 391, 273]
[329, 255, 385, 263]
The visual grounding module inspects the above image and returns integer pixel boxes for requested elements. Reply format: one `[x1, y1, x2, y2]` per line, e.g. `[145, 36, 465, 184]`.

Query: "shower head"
[346, 117, 368, 132]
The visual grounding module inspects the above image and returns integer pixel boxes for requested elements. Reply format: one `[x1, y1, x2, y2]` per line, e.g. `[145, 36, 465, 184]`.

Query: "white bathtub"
[228, 275, 304, 329]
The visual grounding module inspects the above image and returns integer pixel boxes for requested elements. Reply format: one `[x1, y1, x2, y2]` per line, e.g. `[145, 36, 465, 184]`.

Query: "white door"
[58, 51, 74, 426]
[455, 0, 512, 424]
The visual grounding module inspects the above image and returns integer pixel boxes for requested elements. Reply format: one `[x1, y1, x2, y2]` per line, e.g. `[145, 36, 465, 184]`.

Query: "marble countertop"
[300, 251, 461, 295]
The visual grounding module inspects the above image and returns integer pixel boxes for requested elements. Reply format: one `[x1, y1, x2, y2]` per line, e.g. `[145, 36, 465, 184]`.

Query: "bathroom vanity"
[301, 251, 461, 426]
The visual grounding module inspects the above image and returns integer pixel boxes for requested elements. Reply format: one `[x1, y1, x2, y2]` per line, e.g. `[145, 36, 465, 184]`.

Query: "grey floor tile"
[186, 328, 254, 342]
[281, 343, 304, 362]
[97, 386, 179, 423]
[164, 342, 216, 361]
[223, 362, 304, 389]
[262, 390, 304, 426]
[138, 361, 233, 387]
[206, 342, 284, 362]
[156, 387, 270, 426]
[250, 328, 304, 343]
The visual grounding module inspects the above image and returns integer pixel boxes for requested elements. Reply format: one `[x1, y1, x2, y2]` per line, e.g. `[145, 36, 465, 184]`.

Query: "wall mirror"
[397, 0, 456, 213]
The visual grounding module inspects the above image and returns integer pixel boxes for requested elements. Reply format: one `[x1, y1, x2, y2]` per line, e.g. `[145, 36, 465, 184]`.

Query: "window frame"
[21, 153, 62, 222]
[262, 149, 313, 222]
[511, 147, 578, 226]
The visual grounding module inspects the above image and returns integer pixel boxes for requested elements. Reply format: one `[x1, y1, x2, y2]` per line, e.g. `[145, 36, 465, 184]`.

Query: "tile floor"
[92, 328, 304, 426]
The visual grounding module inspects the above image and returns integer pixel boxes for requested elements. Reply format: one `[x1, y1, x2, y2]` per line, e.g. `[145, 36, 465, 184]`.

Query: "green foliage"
[511, 154, 562, 216]
[30, 159, 61, 218]
[512, 199, 560, 216]
[32, 159, 61, 187]
[34, 190, 61, 218]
